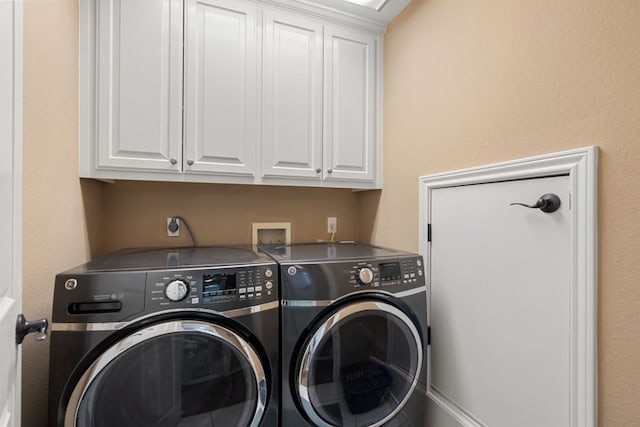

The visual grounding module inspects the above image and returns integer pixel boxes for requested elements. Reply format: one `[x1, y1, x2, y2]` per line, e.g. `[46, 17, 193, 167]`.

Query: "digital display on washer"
[202, 273, 236, 297]
[379, 262, 401, 281]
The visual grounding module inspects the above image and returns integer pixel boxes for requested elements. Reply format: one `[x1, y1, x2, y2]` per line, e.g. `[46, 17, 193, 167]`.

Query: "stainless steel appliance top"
[259, 242, 413, 263]
[65, 246, 271, 273]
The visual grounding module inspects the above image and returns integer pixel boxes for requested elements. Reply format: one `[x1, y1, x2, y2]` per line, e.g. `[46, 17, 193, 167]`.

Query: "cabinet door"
[96, 0, 183, 172]
[261, 9, 323, 180]
[324, 26, 377, 183]
[184, 0, 258, 176]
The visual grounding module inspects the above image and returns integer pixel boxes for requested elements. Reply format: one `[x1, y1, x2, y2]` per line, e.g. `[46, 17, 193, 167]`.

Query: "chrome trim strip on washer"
[297, 300, 423, 427]
[281, 300, 333, 307]
[281, 285, 427, 307]
[51, 301, 280, 331]
[65, 320, 267, 427]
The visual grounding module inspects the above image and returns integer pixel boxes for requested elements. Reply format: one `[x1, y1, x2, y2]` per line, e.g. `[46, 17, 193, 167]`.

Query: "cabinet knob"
[187, 159, 194, 166]
[170, 158, 177, 165]
[315, 168, 321, 173]
[327, 169, 333, 174]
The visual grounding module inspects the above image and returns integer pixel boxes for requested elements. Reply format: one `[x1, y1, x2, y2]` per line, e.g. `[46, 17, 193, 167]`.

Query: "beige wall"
[100, 181, 360, 252]
[360, 0, 640, 425]
[22, 2, 103, 427]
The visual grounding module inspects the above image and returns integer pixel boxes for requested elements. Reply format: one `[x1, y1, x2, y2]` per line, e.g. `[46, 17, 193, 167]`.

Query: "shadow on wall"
[357, 190, 382, 243]
[80, 179, 105, 258]
[80, 180, 363, 257]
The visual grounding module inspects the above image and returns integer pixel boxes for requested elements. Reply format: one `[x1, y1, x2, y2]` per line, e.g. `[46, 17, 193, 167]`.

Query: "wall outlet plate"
[327, 217, 337, 233]
[167, 217, 180, 237]
[252, 222, 291, 246]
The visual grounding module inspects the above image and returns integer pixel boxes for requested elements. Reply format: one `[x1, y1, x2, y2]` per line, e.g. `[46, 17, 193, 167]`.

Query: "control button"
[240, 295, 246, 300]
[248, 293, 255, 298]
[255, 286, 263, 292]
[239, 288, 247, 294]
[417, 259, 422, 267]
[265, 269, 273, 278]
[357, 267, 374, 285]
[165, 279, 188, 302]
[267, 290, 272, 296]
[287, 266, 297, 276]
[418, 270, 423, 276]
[410, 273, 416, 278]
[404, 274, 410, 279]
[247, 287, 255, 292]
[256, 292, 262, 297]
[265, 281, 273, 290]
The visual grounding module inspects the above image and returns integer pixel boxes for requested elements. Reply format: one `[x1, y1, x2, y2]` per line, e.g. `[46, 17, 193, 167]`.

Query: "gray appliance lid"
[259, 242, 413, 263]
[68, 246, 271, 272]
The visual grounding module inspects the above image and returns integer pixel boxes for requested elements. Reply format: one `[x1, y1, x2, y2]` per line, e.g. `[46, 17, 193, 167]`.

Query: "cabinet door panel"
[324, 27, 376, 183]
[184, 0, 257, 176]
[262, 10, 323, 180]
[96, 0, 182, 172]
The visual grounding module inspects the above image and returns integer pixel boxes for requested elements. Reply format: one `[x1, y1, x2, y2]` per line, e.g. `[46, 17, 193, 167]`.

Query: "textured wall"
[99, 181, 359, 253]
[22, 2, 103, 427]
[360, 0, 640, 424]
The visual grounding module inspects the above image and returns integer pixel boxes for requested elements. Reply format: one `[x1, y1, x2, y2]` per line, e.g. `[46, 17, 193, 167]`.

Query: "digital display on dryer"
[202, 273, 236, 298]
[379, 262, 401, 281]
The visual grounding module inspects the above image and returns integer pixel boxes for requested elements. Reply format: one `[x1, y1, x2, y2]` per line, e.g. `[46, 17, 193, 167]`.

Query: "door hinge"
[427, 326, 431, 345]
[427, 224, 432, 242]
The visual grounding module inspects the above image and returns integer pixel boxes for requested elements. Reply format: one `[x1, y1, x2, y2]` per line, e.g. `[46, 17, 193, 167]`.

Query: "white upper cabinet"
[323, 26, 377, 184]
[94, 0, 183, 173]
[80, 0, 389, 189]
[261, 10, 323, 181]
[184, 0, 258, 177]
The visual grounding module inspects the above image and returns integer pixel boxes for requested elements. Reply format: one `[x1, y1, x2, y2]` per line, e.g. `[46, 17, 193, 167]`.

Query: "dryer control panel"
[281, 255, 424, 301]
[348, 257, 423, 289]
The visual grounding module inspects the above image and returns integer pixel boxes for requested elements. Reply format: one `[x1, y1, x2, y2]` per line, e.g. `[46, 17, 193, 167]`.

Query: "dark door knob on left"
[510, 193, 561, 213]
[15, 314, 49, 345]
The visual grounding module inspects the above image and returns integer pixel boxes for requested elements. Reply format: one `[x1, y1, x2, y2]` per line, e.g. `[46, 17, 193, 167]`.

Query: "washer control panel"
[147, 265, 277, 309]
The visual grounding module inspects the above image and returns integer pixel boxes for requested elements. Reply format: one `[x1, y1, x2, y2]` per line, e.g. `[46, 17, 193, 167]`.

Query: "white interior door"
[0, 1, 22, 425]
[429, 176, 571, 427]
[420, 147, 598, 427]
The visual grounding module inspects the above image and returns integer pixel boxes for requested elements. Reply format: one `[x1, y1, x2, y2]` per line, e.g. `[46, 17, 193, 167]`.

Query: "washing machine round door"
[65, 320, 267, 427]
[296, 300, 423, 427]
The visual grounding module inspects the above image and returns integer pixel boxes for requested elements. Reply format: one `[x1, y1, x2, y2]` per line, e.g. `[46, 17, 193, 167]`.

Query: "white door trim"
[418, 147, 598, 427]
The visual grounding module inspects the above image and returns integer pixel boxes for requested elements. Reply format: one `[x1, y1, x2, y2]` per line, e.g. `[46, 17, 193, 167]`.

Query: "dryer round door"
[65, 320, 268, 427]
[296, 300, 423, 427]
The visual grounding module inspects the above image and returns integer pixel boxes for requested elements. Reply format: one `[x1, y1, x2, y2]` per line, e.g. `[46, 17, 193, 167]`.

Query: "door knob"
[510, 193, 561, 213]
[15, 314, 49, 344]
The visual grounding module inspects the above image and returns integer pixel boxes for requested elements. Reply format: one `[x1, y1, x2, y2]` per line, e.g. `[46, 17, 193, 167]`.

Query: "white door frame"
[418, 147, 598, 427]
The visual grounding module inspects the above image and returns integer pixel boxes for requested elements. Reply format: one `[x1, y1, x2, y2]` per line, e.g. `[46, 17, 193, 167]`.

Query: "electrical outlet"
[167, 217, 180, 237]
[327, 217, 337, 234]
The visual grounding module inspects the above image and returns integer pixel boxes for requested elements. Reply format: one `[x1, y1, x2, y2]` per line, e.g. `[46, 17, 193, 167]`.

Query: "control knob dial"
[165, 279, 189, 302]
[357, 267, 374, 285]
